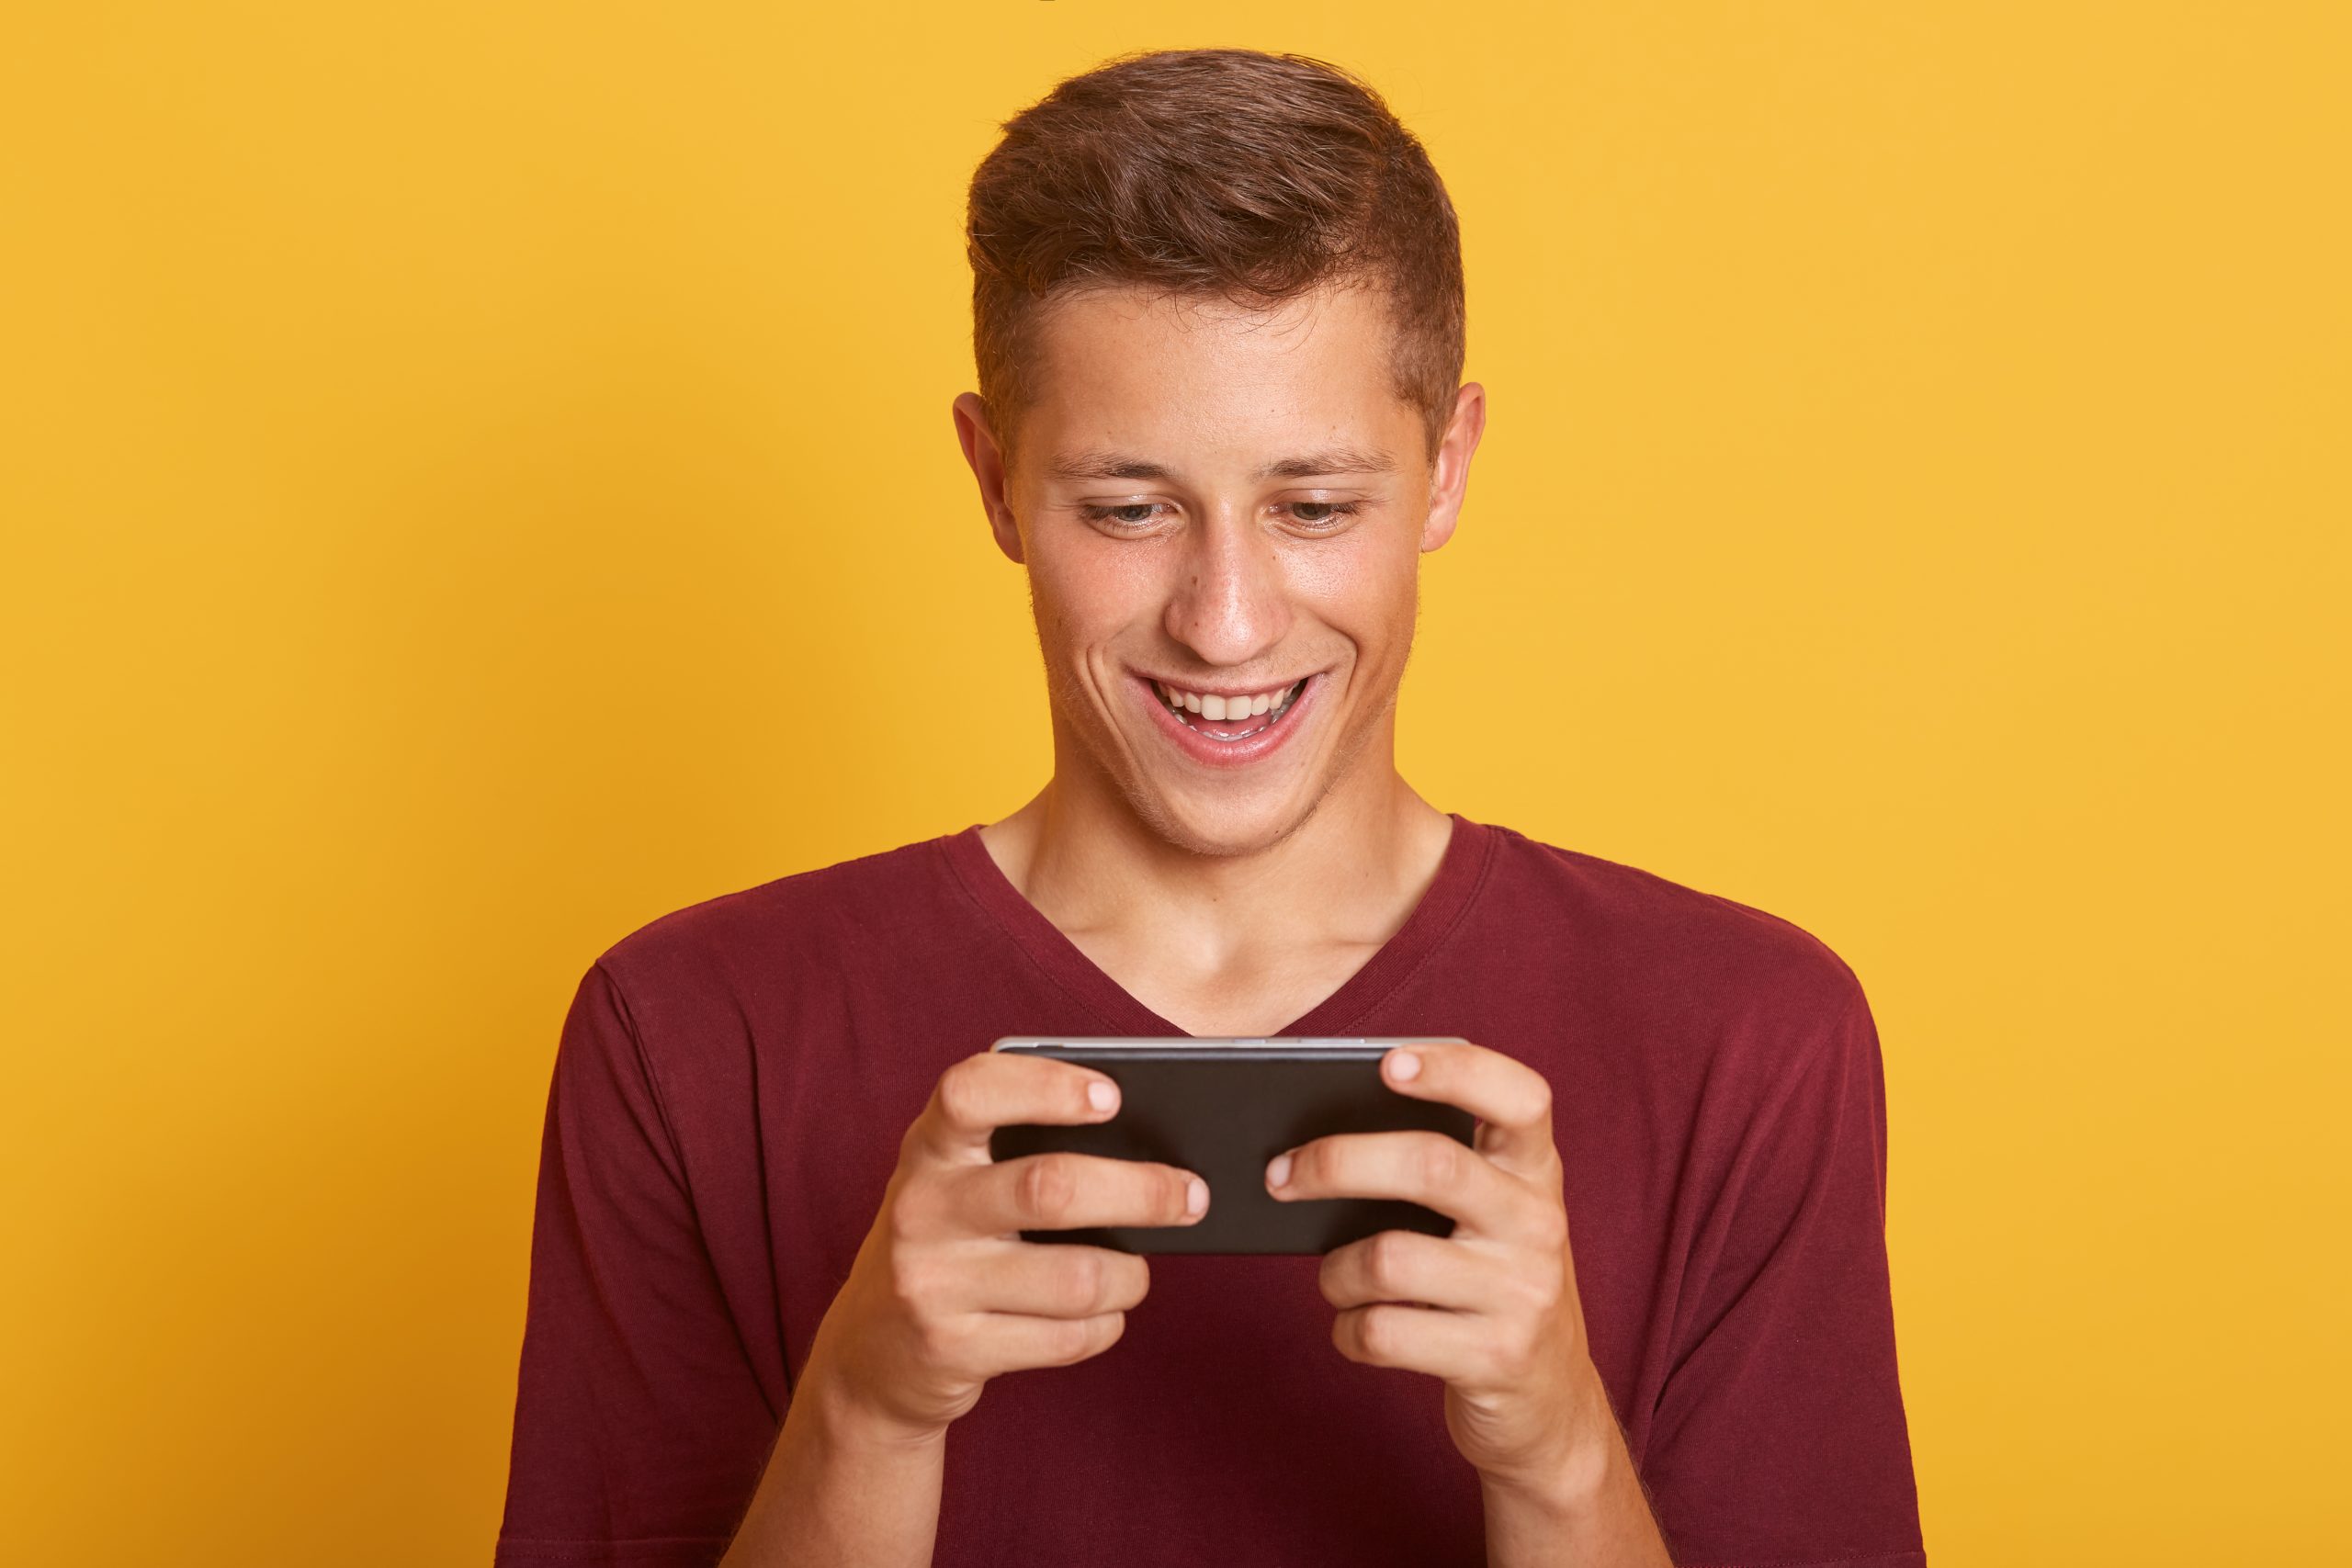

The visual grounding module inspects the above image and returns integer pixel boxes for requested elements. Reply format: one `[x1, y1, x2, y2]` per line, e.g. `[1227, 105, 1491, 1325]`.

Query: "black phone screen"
[988, 1042, 1476, 1255]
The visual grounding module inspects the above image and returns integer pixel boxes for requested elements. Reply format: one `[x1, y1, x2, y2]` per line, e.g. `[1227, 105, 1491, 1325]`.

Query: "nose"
[1161, 502, 1295, 668]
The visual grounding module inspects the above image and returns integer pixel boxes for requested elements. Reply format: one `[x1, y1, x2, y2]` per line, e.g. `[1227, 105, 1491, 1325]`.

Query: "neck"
[979, 745, 1452, 977]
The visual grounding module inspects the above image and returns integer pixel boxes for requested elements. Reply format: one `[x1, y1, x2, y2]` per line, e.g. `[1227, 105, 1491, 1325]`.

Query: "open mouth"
[1150, 675, 1312, 743]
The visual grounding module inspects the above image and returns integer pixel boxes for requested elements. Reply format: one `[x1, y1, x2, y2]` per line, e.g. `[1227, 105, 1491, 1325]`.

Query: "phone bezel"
[991, 1034, 1469, 1053]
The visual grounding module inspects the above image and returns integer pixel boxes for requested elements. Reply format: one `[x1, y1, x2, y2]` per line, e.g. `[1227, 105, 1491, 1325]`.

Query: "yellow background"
[5, 3, 2345, 1562]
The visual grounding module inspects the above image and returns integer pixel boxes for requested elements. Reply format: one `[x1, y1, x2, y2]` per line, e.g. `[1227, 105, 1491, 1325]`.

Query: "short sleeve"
[493, 963, 781, 1567]
[1642, 981, 1927, 1568]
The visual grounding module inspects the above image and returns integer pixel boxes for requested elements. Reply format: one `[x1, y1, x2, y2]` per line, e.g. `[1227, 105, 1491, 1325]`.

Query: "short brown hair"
[966, 48, 1466, 467]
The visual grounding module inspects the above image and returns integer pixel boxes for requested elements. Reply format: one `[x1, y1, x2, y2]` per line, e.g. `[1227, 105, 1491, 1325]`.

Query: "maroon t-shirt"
[493, 813, 1925, 1567]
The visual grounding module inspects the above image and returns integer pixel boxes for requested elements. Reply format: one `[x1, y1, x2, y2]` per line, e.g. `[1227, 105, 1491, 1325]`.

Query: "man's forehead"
[1023, 283, 1408, 404]
[1012, 280, 1417, 478]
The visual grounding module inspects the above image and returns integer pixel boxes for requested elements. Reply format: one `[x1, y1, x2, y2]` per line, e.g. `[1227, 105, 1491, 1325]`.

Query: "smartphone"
[987, 1036, 1475, 1255]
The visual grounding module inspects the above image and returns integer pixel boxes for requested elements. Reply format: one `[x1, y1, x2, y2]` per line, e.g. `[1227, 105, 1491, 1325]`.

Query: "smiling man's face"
[955, 280, 1482, 858]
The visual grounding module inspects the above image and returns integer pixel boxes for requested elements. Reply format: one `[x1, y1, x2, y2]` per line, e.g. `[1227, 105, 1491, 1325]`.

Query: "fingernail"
[1184, 1176, 1208, 1218]
[1266, 1152, 1292, 1191]
[1087, 1079, 1118, 1113]
[1388, 1049, 1422, 1082]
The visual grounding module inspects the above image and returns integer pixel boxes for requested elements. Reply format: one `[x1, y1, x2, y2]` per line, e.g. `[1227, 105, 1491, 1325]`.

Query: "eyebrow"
[1045, 446, 1396, 483]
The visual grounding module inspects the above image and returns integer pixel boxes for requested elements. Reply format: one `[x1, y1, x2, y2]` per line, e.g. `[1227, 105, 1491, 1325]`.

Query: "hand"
[1266, 1042, 1612, 1499]
[801, 1050, 1209, 1443]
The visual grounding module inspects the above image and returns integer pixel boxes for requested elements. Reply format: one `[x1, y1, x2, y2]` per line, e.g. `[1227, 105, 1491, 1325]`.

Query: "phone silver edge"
[990, 1035, 1470, 1050]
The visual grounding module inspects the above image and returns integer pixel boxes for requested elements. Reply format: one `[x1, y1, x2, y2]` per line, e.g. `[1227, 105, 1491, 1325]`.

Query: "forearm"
[718, 1367, 946, 1568]
[1481, 1376, 1674, 1568]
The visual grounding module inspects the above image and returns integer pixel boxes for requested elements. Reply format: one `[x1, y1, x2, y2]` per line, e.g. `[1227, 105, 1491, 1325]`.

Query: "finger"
[959, 1150, 1208, 1236]
[919, 1051, 1120, 1161]
[1377, 1042, 1559, 1173]
[1317, 1226, 1513, 1314]
[962, 1242, 1152, 1319]
[1330, 1301, 1491, 1383]
[967, 1310, 1130, 1378]
[1268, 1128, 1540, 1240]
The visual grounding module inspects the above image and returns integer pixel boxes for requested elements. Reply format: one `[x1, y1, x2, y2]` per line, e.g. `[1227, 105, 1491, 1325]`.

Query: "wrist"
[1477, 1363, 1626, 1519]
[796, 1355, 953, 1457]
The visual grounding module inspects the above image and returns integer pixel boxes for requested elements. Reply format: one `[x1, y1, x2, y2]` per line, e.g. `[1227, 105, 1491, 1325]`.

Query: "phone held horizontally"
[987, 1036, 1476, 1256]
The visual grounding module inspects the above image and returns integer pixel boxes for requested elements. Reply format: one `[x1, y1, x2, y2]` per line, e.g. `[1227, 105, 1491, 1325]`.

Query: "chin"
[1122, 782, 1311, 859]
[1132, 760, 1363, 858]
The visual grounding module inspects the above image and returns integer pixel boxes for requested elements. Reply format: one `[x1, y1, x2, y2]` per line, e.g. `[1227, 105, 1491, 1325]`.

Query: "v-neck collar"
[938, 812, 1495, 1038]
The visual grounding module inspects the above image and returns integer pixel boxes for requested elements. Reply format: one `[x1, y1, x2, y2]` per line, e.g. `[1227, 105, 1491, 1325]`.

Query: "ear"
[952, 391, 1025, 565]
[1419, 382, 1487, 554]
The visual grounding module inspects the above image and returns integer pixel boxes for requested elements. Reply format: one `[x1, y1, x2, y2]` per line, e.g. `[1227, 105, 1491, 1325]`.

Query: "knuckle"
[1059, 1251, 1107, 1314]
[911, 1314, 958, 1369]
[1044, 1314, 1095, 1363]
[1419, 1135, 1462, 1191]
[1365, 1232, 1408, 1295]
[934, 1059, 988, 1130]
[1354, 1304, 1403, 1362]
[1529, 1202, 1569, 1252]
[1527, 1080, 1555, 1122]
[1510, 1266, 1560, 1315]
[886, 1179, 934, 1236]
[1020, 1153, 1080, 1223]
[886, 1245, 937, 1312]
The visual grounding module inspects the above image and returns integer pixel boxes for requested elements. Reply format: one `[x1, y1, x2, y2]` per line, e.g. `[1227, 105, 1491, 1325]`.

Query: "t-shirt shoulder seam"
[571, 960, 780, 1423]
[594, 832, 960, 967]
[1487, 823, 1866, 995]
[586, 960, 696, 1195]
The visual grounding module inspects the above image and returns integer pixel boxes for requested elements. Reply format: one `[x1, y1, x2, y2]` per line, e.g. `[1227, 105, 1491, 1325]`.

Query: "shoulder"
[1471, 818, 1871, 1045]
[587, 829, 966, 1010]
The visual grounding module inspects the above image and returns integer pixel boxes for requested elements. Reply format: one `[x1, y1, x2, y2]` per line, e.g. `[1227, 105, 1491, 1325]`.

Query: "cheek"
[1026, 541, 1169, 645]
[1284, 536, 1419, 639]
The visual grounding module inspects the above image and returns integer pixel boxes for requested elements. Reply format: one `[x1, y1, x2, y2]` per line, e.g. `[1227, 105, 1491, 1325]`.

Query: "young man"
[495, 48, 1924, 1568]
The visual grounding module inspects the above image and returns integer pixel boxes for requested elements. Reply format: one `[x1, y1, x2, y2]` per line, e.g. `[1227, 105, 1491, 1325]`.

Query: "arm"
[495, 965, 784, 1567]
[1275, 1015, 1922, 1564]
[1635, 990, 1923, 1564]
[496, 973, 1204, 1567]
[1268, 1043, 1673, 1568]
[1477, 1378, 1670, 1568]
[715, 1052, 1208, 1566]
[715, 1363, 945, 1568]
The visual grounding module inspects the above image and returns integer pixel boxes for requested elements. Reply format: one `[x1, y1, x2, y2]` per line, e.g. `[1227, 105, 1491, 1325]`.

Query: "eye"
[1080, 502, 1170, 530]
[1281, 500, 1363, 529]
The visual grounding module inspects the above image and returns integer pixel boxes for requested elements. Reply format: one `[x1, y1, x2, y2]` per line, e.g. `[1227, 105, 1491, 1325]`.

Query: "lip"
[1134, 671, 1323, 771]
[1133, 673, 1309, 700]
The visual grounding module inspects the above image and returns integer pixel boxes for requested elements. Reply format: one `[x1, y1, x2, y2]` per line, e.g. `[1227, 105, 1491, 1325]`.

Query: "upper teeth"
[1156, 679, 1301, 721]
